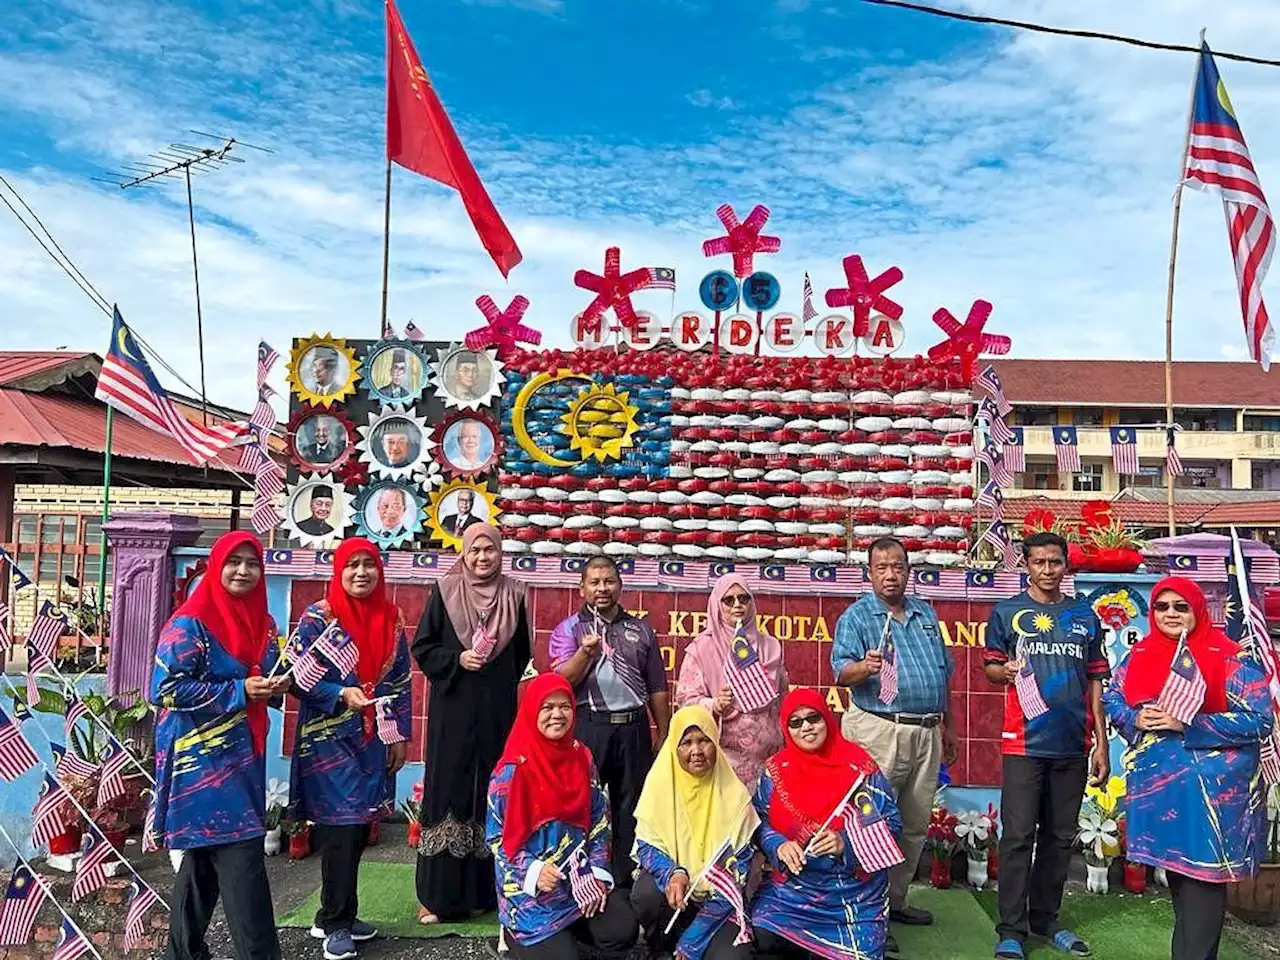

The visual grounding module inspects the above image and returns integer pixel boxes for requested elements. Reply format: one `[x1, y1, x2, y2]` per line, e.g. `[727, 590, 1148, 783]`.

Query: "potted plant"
[956, 808, 998, 889]
[1077, 794, 1121, 893]
[1085, 777, 1143, 892]
[1072, 501, 1145, 574]
[402, 782, 424, 848]
[264, 779, 288, 856]
[983, 803, 1000, 880]
[284, 819, 312, 859]
[1228, 783, 1280, 924]
[925, 805, 960, 889]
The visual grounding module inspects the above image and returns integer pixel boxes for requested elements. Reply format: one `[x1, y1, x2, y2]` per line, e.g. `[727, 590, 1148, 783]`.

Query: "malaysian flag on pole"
[1157, 631, 1207, 725]
[0, 706, 38, 782]
[975, 397, 1013, 445]
[376, 698, 406, 745]
[288, 624, 357, 691]
[876, 614, 898, 706]
[976, 482, 1003, 514]
[95, 306, 246, 464]
[31, 773, 74, 848]
[0, 548, 31, 590]
[1166, 426, 1185, 478]
[646, 267, 677, 292]
[0, 862, 47, 947]
[257, 341, 279, 385]
[72, 830, 115, 901]
[1053, 426, 1081, 473]
[1228, 528, 1280, 782]
[802, 271, 818, 323]
[566, 844, 607, 915]
[404, 321, 427, 343]
[0, 602, 9, 654]
[123, 879, 160, 952]
[1013, 640, 1049, 720]
[26, 601, 66, 703]
[1184, 40, 1275, 370]
[381, 317, 396, 339]
[51, 917, 92, 960]
[725, 623, 778, 713]
[64, 693, 90, 739]
[1003, 427, 1026, 473]
[839, 785, 904, 873]
[977, 439, 1013, 488]
[702, 840, 751, 946]
[1109, 427, 1140, 475]
[975, 364, 1012, 415]
[51, 742, 99, 782]
[96, 742, 132, 807]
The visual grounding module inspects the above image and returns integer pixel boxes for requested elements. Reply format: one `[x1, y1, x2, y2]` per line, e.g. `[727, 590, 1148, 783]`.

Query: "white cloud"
[686, 89, 738, 111]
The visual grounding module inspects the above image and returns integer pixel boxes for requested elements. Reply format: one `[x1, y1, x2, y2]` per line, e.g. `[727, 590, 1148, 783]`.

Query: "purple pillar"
[104, 512, 201, 699]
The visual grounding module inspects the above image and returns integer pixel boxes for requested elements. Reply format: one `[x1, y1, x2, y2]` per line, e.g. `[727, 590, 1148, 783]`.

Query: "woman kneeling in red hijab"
[486, 674, 638, 960]
[288, 538, 412, 960]
[1104, 576, 1271, 960]
[751, 690, 903, 960]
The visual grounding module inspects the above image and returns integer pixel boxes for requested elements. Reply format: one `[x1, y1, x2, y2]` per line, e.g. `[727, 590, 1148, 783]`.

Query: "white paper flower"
[266, 777, 289, 809]
[956, 810, 991, 848]
[1077, 805, 1118, 861]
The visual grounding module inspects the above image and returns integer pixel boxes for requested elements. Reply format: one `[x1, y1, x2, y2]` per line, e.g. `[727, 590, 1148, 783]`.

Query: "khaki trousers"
[841, 702, 941, 910]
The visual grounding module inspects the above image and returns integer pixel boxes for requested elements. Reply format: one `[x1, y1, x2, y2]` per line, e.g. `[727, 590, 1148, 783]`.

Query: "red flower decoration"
[465, 294, 541, 360]
[824, 254, 904, 338]
[1081, 500, 1115, 531]
[574, 247, 659, 333]
[701, 203, 781, 278]
[1023, 508, 1057, 534]
[927, 299, 1012, 382]
[1096, 604, 1130, 630]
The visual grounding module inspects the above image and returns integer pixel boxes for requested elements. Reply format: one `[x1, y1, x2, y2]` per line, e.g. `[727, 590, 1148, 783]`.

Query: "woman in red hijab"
[750, 689, 903, 960]
[486, 673, 638, 960]
[1105, 575, 1272, 960]
[287, 537, 411, 960]
[149, 531, 289, 960]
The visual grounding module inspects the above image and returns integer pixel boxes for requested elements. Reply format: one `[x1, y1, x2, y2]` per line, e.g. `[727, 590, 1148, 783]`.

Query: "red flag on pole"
[385, 0, 522, 278]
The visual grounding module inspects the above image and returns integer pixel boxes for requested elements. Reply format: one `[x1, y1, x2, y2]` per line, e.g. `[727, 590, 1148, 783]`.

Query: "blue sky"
[1, 0, 1278, 408]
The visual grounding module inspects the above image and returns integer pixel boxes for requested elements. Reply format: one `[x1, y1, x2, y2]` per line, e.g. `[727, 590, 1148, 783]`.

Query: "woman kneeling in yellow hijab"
[631, 706, 759, 960]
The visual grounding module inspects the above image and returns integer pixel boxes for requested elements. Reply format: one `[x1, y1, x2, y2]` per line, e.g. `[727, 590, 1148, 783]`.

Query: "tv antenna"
[95, 131, 273, 423]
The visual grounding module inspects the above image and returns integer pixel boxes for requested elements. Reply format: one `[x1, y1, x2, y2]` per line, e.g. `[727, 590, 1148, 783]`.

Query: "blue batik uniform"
[1104, 652, 1272, 882]
[750, 766, 900, 960]
[288, 601, 412, 826]
[487, 760, 614, 946]
[149, 614, 281, 849]
[634, 837, 753, 960]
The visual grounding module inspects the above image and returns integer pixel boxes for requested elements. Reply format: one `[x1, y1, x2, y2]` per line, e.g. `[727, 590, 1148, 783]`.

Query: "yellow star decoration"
[562, 382, 640, 463]
[1032, 612, 1055, 634]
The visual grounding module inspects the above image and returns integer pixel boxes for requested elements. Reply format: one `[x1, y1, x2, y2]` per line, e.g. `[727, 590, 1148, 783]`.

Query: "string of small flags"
[239, 341, 285, 536]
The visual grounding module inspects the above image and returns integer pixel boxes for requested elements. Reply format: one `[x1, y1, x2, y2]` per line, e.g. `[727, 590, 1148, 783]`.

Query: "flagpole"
[379, 157, 393, 336]
[96, 404, 114, 645]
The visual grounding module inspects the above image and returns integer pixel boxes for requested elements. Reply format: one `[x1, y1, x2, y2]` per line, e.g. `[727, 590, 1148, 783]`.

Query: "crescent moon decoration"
[288, 334, 360, 408]
[1011, 608, 1035, 640]
[511, 369, 595, 468]
[424, 478, 502, 553]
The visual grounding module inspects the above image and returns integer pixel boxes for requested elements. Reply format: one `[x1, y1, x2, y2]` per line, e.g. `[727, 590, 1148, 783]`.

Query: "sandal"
[417, 906, 440, 925]
[994, 938, 1025, 959]
[1043, 930, 1091, 957]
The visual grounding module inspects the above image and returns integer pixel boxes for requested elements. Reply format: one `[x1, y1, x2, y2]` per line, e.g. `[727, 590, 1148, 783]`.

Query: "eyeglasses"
[1153, 601, 1192, 614]
[721, 593, 751, 607]
[786, 712, 824, 730]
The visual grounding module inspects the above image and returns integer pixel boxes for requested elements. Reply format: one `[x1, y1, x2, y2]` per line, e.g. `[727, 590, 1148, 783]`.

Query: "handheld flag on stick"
[376, 698, 406, 745]
[1157, 629, 1207, 726]
[123, 878, 161, 952]
[0, 707, 38, 782]
[1227, 529, 1280, 782]
[31, 774, 75, 848]
[839, 786, 905, 873]
[72, 830, 115, 901]
[566, 844, 607, 915]
[1013, 640, 1049, 721]
[724, 621, 778, 713]
[876, 614, 898, 706]
[663, 836, 750, 945]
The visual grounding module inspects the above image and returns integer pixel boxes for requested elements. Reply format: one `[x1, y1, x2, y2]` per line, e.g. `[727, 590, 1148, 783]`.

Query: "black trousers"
[575, 711, 653, 886]
[631, 870, 753, 960]
[1168, 871, 1227, 960]
[505, 889, 637, 960]
[996, 755, 1087, 943]
[167, 837, 280, 960]
[755, 928, 819, 960]
[314, 823, 369, 934]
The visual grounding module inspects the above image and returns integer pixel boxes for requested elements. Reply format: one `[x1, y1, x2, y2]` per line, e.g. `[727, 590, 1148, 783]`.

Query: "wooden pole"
[379, 157, 393, 335]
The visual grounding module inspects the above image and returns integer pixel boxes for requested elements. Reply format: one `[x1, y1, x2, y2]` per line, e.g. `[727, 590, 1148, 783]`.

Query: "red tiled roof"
[1003, 497, 1209, 526]
[0, 351, 97, 388]
[993, 359, 1280, 408]
[1197, 501, 1280, 525]
[0, 387, 240, 473]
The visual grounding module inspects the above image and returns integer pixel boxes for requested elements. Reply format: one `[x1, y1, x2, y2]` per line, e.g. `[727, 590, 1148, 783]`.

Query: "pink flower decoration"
[926, 299, 1011, 382]
[701, 203, 781, 278]
[824, 254, 904, 338]
[574, 247, 659, 333]
[465, 294, 541, 360]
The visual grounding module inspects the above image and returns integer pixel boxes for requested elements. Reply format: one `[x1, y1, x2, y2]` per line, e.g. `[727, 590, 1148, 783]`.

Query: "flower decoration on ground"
[926, 804, 961, 859]
[1077, 796, 1121, 866]
[1086, 776, 1127, 817]
[465, 294, 541, 360]
[574, 247, 667, 333]
[824, 254, 904, 338]
[927, 300, 1011, 382]
[955, 809, 997, 855]
[701, 203, 781, 278]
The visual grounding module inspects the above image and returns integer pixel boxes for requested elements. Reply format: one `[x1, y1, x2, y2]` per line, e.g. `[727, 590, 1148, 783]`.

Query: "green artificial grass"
[277, 862, 500, 939]
[888, 885, 998, 956]
[974, 888, 1253, 960]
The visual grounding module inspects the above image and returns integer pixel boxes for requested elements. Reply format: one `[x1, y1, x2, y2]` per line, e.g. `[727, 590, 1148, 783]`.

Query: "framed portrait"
[362, 339, 430, 405]
[425, 478, 501, 551]
[433, 409, 501, 478]
[288, 334, 359, 407]
[356, 404, 434, 481]
[282, 473, 355, 548]
[354, 480, 425, 549]
[431, 343, 504, 411]
[288, 405, 355, 473]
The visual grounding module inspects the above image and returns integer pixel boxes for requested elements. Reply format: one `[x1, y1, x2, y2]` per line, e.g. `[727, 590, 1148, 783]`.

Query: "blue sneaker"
[323, 930, 357, 960]
[350, 920, 378, 941]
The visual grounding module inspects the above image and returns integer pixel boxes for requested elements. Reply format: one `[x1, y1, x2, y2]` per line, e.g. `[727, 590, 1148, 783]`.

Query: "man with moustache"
[382, 349, 413, 400]
[297, 485, 337, 537]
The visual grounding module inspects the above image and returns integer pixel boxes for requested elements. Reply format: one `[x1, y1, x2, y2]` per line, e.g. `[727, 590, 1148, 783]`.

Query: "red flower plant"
[1022, 508, 1057, 535]
[1080, 500, 1115, 531]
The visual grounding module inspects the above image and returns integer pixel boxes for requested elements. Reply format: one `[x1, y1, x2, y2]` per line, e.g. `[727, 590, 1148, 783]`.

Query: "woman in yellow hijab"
[630, 706, 759, 960]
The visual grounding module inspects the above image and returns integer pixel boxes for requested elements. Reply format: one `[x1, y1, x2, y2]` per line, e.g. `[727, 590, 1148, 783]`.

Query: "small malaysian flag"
[72, 831, 115, 901]
[404, 321, 427, 342]
[1110, 427, 1140, 475]
[0, 548, 31, 590]
[1166, 426, 1185, 478]
[64, 694, 90, 739]
[96, 742, 132, 807]
[257, 341, 280, 386]
[977, 519, 1011, 555]
[802, 271, 818, 323]
[976, 482, 1003, 513]
[1228, 529, 1280, 782]
[0, 601, 10, 653]
[51, 918, 92, 960]
[31, 774, 74, 848]
[140, 801, 159, 853]
[27, 601, 65, 665]
[471, 617, 499, 662]
[702, 841, 751, 946]
[975, 364, 1012, 415]
[646, 267, 677, 292]
[1013, 642, 1049, 720]
[376, 699, 406, 745]
[1053, 426, 1081, 473]
[566, 845, 607, 915]
[0, 706, 38, 782]
[840, 786, 904, 873]
[977, 440, 1013, 487]
[314, 631, 359, 678]
[51, 743, 98, 782]
[288, 633, 330, 692]
[1158, 632, 1207, 725]
[0, 862, 47, 947]
[1003, 428, 1026, 473]
[976, 398, 1013, 445]
[123, 879, 160, 951]
[381, 317, 396, 339]
[725, 624, 778, 713]
[876, 616, 898, 706]
[965, 570, 1005, 601]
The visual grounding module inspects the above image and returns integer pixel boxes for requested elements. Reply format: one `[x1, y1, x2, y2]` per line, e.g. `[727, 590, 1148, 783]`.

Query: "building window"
[1073, 408, 1104, 426]
[1244, 415, 1280, 433]
[1175, 465, 1220, 489]
[1131, 466, 1164, 489]
[1019, 461, 1058, 490]
[1177, 408, 1230, 431]
[1116, 409, 1164, 426]
[1073, 463, 1105, 492]
[1015, 406, 1057, 426]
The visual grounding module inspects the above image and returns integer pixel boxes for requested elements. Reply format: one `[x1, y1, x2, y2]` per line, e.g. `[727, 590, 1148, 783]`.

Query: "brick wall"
[0, 873, 166, 960]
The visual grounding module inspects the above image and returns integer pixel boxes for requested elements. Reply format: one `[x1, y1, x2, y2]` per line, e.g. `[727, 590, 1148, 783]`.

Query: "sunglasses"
[787, 712, 824, 730]
[721, 593, 752, 606]
[1153, 601, 1192, 614]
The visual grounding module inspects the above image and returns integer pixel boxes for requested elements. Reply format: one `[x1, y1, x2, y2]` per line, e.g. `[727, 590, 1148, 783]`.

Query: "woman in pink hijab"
[675, 575, 788, 789]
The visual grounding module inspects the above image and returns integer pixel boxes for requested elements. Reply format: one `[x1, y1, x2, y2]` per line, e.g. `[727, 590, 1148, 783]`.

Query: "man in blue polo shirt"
[984, 531, 1110, 960]
[832, 537, 958, 953]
